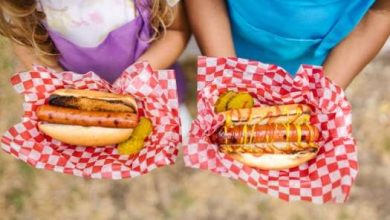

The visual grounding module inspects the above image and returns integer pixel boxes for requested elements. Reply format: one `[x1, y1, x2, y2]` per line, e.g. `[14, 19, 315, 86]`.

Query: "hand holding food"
[211, 91, 320, 170]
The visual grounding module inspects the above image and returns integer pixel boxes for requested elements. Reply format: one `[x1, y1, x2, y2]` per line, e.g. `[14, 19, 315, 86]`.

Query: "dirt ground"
[1, 38, 390, 220]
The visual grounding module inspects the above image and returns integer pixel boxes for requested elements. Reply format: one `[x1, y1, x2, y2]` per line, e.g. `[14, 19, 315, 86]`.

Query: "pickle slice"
[214, 91, 237, 113]
[118, 137, 145, 155]
[131, 117, 153, 139]
[226, 92, 254, 110]
[118, 117, 153, 155]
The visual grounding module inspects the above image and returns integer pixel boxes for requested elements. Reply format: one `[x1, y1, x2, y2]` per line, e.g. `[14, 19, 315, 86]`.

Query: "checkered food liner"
[184, 56, 356, 203]
[1, 62, 181, 179]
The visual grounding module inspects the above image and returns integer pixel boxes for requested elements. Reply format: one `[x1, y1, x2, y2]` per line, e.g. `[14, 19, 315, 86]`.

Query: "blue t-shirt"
[226, 0, 375, 75]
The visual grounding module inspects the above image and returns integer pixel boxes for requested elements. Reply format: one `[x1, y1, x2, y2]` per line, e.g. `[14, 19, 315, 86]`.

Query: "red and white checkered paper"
[184, 57, 356, 203]
[1, 62, 181, 179]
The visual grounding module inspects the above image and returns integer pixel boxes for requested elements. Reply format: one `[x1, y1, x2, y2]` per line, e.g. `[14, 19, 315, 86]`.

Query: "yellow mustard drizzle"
[249, 108, 263, 144]
[282, 106, 289, 123]
[271, 124, 277, 143]
[246, 110, 254, 144]
[294, 106, 303, 124]
[224, 111, 233, 145]
[282, 106, 290, 116]
[296, 124, 302, 145]
[241, 123, 248, 144]
[307, 123, 315, 147]
[283, 123, 291, 142]
[249, 124, 257, 144]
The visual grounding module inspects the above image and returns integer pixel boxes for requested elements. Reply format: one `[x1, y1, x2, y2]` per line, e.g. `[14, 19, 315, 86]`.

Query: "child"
[0, 0, 192, 134]
[185, 0, 390, 89]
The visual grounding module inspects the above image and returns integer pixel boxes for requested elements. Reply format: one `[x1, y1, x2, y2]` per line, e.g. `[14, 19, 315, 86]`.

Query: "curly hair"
[0, 0, 175, 66]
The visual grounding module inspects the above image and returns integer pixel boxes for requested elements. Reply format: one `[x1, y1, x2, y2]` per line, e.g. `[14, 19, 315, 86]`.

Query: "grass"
[338, 210, 350, 220]
[5, 189, 26, 211]
[17, 163, 35, 180]
[384, 137, 390, 153]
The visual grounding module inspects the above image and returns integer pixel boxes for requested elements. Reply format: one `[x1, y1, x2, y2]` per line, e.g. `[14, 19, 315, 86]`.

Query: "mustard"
[224, 112, 233, 145]
[282, 106, 290, 117]
[294, 106, 302, 124]
[225, 110, 233, 126]
[296, 124, 302, 145]
[249, 124, 256, 144]
[248, 109, 263, 144]
[307, 123, 314, 143]
[241, 123, 248, 144]
[296, 106, 302, 116]
[271, 124, 277, 143]
[246, 109, 254, 144]
[283, 123, 291, 142]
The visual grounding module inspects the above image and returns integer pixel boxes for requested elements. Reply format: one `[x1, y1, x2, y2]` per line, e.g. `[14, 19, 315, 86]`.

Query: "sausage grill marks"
[37, 105, 138, 128]
[211, 124, 320, 145]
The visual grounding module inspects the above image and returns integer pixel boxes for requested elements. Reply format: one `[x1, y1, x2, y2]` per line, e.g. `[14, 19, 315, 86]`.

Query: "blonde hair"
[0, 0, 175, 66]
[149, 0, 175, 41]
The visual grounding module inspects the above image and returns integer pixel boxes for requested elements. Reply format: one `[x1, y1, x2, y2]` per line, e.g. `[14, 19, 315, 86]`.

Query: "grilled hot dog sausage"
[210, 124, 320, 144]
[37, 105, 138, 128]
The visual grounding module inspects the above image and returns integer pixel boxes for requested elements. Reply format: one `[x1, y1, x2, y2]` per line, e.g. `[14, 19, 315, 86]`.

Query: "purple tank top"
[44, 0, 186, 102]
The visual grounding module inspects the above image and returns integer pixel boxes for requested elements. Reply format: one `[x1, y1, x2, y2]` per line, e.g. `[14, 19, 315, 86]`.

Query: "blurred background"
[1, 37, 390, 220]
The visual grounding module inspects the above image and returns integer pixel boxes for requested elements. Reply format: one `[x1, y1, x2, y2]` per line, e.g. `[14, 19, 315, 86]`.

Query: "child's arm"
[185, 0, 235, 57]
[136, 2, 190, 69]
[324, 0, 390, 89]
[12, 43, 63, 72]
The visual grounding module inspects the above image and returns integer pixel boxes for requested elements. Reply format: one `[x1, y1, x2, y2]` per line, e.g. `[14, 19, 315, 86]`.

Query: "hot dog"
[37, 89, 141, 147]
[211, 91, 320, 170]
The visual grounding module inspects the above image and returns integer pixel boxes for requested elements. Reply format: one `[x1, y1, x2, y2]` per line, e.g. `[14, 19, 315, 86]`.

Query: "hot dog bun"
[228, 149, 318, 170]
[38, 123, 134, 146]
[37, 89, 139, 147]
[222, 104, 312, 125]
[49, 89, 138, 113]
[220, 142, 318, 170]
[219, 142, 318, 154]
